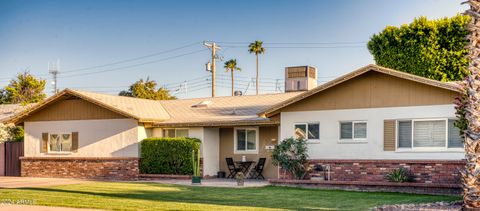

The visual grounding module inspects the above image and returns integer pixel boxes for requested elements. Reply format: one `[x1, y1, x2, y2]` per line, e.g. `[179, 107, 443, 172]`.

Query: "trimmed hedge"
[140, 137, 201, 175]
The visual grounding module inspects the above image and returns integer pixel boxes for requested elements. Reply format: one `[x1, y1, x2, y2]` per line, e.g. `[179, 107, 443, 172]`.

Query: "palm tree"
[224, 59, 241, 96]
[461, 0, 480, 209]
[248, 40, 265, 95]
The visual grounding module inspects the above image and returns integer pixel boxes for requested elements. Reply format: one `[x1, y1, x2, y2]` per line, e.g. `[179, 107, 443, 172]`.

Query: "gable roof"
[258, 64, 462, 117]
[155, 92, 303, 127]
[0, 104, 32, 123]
[6, 89, 170, 124]
[4, 88, 303, 126]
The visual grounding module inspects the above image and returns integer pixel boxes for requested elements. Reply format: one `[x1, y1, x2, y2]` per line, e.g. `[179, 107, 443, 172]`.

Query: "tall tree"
[459, 1, 480, 209]
[368, 15, 471, 82]
[224, 59, 241, 96]
[0, 71, 46, 104]
[119, 77, 176, 100]
[248, 40, 265, 95]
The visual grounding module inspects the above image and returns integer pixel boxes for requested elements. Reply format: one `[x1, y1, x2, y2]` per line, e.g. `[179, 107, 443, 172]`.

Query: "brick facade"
[20, 157, 139, 180]
[279, 159, 464, 184]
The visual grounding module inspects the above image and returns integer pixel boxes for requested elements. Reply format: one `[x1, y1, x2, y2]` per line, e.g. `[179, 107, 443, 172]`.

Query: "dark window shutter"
[41, 133, 48, 153]
[72, 132, 79, 152]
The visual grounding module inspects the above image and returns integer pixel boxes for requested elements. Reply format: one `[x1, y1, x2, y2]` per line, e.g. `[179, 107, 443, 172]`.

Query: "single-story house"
[3, 64, 465, 184]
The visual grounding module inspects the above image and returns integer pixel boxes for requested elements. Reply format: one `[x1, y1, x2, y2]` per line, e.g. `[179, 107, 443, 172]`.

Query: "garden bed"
[139, 174, 191, 180]
[269, 179, 461, 196]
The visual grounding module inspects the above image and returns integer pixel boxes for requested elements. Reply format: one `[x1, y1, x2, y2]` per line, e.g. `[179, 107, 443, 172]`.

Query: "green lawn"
[0, 182, 460, 211]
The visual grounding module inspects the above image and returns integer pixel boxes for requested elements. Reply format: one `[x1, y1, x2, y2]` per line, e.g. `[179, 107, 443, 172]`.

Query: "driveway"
[0, 176, 90, 188]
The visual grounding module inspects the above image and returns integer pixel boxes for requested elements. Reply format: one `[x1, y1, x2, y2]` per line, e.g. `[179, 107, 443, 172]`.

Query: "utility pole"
[48, 60, 60, 94]
[203, 42, 220, 97]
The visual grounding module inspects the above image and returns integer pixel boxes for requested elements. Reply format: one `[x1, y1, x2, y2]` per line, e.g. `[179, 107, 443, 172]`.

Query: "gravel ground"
[372, 201, 462, 211]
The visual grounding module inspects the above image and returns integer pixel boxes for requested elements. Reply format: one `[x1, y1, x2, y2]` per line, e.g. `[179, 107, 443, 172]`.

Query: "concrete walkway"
[142, 178, 269, 188]
[0, 176, 90, 188]
[0, 204, 103, 211]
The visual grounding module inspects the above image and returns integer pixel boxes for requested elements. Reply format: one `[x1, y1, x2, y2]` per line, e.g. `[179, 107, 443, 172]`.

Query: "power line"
[61, 42, 201, 73]
[57, 49, 208, 78]
[210, 41, 367, 45]
[221, 45, 365, 49]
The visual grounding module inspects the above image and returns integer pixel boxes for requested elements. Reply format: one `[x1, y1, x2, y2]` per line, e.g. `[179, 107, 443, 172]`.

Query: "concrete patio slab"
[141, 178, 269, 188]
[0, 176, 90, 188]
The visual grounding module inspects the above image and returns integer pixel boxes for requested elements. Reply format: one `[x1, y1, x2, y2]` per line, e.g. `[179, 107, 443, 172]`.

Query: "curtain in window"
[61, 134, 72, 151]
[237, 130, 246, 151]
[340, 122, 352, 139]
[448, 119, 463, 148]
[413, 120, 446, 147]
[50, 134, 60, 152]
[398, 121, 412, 148]
[353, 122, 367, 139]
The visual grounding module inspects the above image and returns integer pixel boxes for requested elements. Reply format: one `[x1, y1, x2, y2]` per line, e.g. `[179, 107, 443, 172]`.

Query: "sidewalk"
[0, 204, 103, 211]
[0, 176, 90, 188]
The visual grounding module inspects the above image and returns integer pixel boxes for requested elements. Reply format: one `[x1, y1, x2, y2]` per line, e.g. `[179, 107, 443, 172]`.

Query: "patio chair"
[226, 158, 242, 179]
[251, 158, 266, 179]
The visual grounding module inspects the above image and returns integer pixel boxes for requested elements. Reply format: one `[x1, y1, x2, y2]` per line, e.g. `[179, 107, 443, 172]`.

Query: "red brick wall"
[20, 157, 139, 180]
[279, 159, 464, 184]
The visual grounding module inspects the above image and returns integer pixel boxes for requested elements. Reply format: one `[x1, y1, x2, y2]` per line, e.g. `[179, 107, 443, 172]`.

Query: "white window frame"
[162, 128, 189, 138]
[47, 132, 73, 154]
[339, 121, 367, 142]
[294, 122, 320, 141]
[234, 127, 259, 154]
[395, 118, 463, 152]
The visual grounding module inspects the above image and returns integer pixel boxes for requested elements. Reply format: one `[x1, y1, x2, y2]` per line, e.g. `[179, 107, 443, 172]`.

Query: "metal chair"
[251, 158, 266, 179]
[226, 158, 242, 179]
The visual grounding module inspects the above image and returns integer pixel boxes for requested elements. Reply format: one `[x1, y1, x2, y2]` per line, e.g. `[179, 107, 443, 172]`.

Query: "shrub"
[271, 137, 309, 179]
[140, 137, 200, 175]
[385, 168, 414, 183]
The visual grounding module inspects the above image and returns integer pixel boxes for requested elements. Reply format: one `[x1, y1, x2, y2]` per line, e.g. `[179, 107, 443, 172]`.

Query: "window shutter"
[41, 133, 48, 153]
[383, 120, 395, 151]
[72, 132, 79, 152]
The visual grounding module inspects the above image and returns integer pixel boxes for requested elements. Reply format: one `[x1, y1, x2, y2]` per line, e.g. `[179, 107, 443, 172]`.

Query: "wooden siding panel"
[384, 120, 396, 151]
[281, 71, 458, 112]
[25, 99, 127, 122]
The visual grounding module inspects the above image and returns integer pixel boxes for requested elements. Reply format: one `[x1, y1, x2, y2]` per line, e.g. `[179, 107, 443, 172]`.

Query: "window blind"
[340, 122, 352, 139]
[413, 120, 446, 147]
[398, 120, 412, 148]
[353, 122, 367, 139]
[448, 119, 463, 148]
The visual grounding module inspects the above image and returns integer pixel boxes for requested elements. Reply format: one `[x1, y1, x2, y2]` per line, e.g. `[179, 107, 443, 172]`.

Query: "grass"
[0, 182, 460, 211]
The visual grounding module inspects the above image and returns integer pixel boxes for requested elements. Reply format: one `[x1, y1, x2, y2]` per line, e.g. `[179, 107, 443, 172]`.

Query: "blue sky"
[0, 0, 467, 98]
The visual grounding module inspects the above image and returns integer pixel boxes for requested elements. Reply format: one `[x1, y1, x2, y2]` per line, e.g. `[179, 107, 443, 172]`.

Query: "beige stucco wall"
[203, 128, 220, 177]
[24, 119, 140, 157]
[219, 126, 279, 179]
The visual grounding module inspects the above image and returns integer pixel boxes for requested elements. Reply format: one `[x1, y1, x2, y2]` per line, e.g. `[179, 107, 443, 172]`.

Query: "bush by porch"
[140, 137, 200, 175]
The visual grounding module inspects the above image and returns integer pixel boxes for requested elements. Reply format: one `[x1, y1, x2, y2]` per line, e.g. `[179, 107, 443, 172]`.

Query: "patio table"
[234, 161, 256, 178]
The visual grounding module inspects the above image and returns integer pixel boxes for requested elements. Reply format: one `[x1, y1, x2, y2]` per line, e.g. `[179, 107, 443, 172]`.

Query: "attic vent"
[192, 100, 212, 108]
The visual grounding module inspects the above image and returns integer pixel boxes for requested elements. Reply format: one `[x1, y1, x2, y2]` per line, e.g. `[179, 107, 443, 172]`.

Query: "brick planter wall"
[20, 157, 139, 180]
[279, 159, 464, 184]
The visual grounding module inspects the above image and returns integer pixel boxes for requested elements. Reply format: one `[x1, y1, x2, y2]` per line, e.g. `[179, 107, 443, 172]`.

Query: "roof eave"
[258, 64, 463, 118]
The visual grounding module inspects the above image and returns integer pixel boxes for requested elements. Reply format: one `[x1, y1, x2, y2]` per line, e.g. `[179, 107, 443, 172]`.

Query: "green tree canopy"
[0, 71, 47, 104]
[367, 14, 470, 82]
[119, 77, 176, 100]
